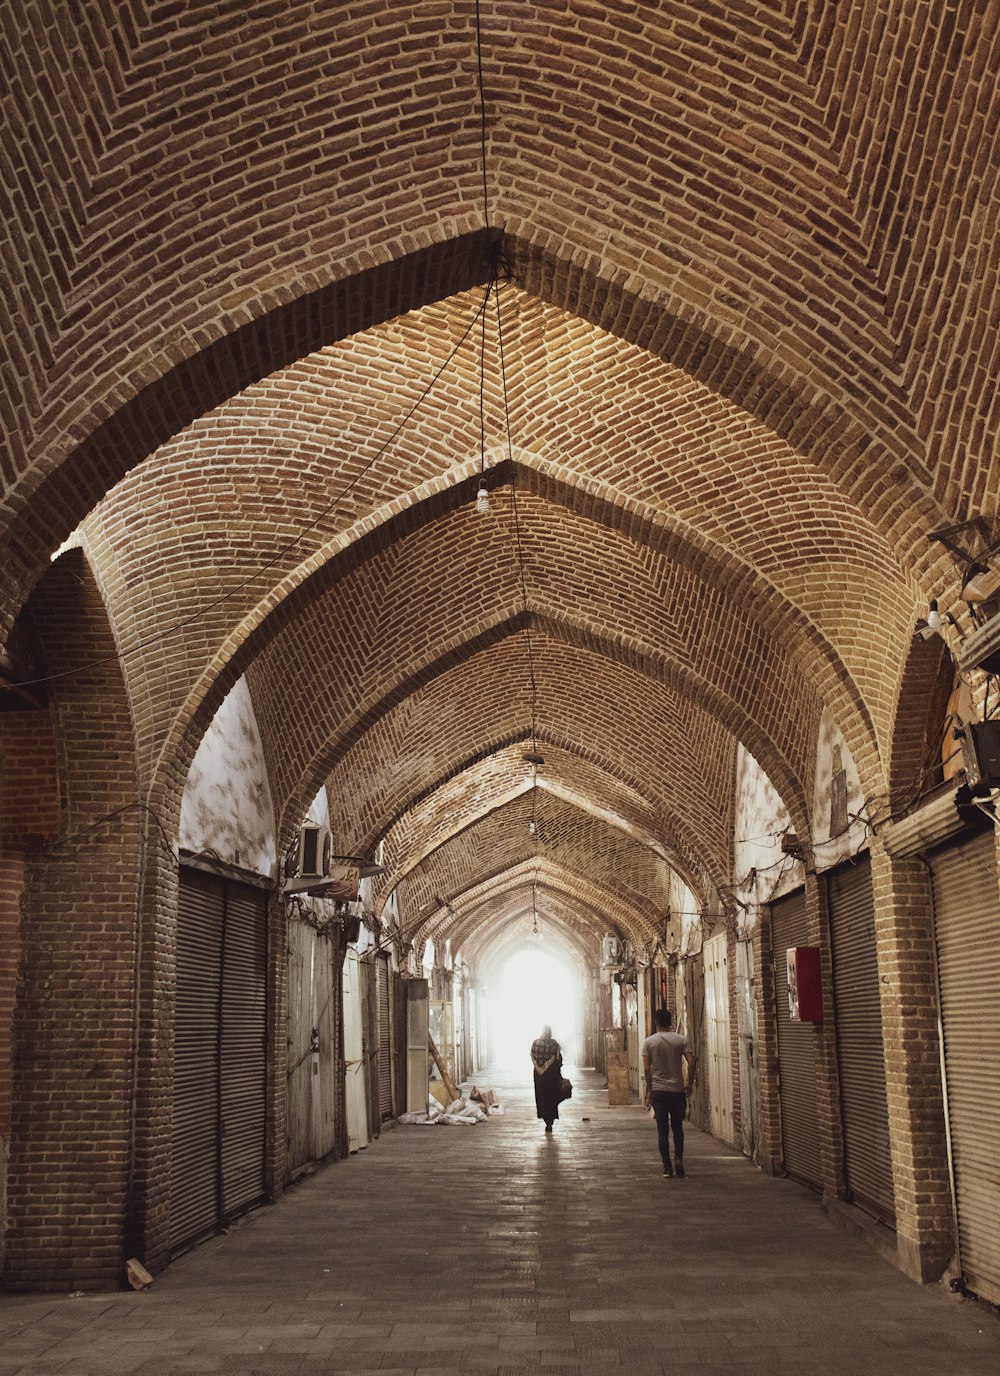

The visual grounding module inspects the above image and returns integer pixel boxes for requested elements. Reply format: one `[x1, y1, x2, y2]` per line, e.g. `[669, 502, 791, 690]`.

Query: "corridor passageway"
[2, 1069, 996, 1375]
[5, 0, 1000, 1327]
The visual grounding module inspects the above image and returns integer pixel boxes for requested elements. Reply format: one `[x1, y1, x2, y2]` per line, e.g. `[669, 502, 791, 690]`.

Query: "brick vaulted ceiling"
[2, 3, 997, 952]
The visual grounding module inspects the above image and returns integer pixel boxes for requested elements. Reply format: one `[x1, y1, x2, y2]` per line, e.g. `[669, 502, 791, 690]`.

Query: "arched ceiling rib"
[458, 898, 597, 977]
[416, 856, 652, 959]
[9, 1, 987, 535]
[314, 656, 733, 907]
[143, 466, 864, 838]
[4, 3, 996, 975]
[247, 558, 819, 853]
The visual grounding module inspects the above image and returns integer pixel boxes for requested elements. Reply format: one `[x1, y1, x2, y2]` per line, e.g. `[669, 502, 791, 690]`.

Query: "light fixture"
[927, 600, 942, 632]
[476, 480, 490, 514]
[528, 818, 536, 836]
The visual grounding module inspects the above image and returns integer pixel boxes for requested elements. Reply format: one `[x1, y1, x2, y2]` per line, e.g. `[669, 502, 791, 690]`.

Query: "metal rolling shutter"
[220, 883, 268, 1220]
[930, 830, 1000, 1305]
[393, 972, 408, 1119]
[771, 889, 823, 1190]
[171, 868, 268, 1255]
[377, 956, 392, 1121]
[828, 857, 895, 1225]
[171, 870, 224, 1253]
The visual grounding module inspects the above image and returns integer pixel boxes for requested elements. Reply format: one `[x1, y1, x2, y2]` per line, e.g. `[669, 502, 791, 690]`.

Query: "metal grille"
[377, 956, 393, 1121]
[828, 856, 895, 1225]
[930, 830, 1000, 1305]
[770, 888, 823, 1190]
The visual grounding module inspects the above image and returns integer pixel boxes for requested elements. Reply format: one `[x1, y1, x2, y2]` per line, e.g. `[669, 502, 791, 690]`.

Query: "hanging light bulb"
[476, 479, 490, 514]
[528, 818, 536, 836]
[926, 599, 942, 632]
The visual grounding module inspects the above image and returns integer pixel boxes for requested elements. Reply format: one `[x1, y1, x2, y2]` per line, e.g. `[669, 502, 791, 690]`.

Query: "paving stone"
[3, 1068, 999, 1374]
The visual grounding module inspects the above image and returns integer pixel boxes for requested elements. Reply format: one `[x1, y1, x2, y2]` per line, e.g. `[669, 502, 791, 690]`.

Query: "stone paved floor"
[2, 1067, 999, 1375]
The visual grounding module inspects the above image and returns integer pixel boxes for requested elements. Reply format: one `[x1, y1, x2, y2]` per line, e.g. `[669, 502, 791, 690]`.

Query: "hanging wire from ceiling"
[473, 0, 544, 861]
[11, 0, 505, 699]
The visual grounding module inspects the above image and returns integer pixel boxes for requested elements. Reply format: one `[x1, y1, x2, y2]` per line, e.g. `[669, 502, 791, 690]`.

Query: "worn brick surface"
[0, 0, 997, 1309]
[1, 1069, 997, 1375]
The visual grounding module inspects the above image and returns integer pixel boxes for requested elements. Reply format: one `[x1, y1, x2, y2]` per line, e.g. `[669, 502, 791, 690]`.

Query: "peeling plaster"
[733, 744, 803, 928]
[180, 676, 277, 875]
[812, 708, 867, 870]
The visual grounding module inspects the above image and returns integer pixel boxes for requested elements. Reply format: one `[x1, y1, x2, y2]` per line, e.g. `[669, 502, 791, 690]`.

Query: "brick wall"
[4, 554, 141, 1289]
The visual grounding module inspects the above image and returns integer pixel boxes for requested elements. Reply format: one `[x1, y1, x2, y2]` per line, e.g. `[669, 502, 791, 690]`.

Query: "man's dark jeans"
[651, 1089, 686, 1167]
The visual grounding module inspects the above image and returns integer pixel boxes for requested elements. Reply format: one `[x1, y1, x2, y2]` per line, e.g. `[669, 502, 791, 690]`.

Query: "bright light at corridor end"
[489, 947, 582, 1068]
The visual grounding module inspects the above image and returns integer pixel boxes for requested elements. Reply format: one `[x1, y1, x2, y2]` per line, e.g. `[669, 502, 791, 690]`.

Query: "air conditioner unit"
[297, 824, 332, 878]
[957, 721, 1000, 792]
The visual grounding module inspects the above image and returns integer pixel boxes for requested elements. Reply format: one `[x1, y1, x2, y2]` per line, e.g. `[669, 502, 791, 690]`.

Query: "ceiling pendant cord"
[493, 274, 543, 847]
[475, 1, 541, 856]
[476, 263, 493, 514]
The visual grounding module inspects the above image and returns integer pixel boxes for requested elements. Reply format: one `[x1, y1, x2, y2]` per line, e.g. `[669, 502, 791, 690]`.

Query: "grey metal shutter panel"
[930, 830, 1000, 1305]
[377, 956, 392, 1121]
[220, 882, 268, 1220]
[393, 972, 408, 1120]
[171, 869, 224, 1253]
[828, 856, 895, 1225]
[770, 888, 823, 1190]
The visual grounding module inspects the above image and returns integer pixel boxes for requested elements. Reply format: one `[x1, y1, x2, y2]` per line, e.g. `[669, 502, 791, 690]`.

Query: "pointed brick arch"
[262, 608, 805, 876]
[398, 791, 673, 951]
[2, 226, 952, 645]
[419, 856, 657, 957]
[372, 749, 715, 929]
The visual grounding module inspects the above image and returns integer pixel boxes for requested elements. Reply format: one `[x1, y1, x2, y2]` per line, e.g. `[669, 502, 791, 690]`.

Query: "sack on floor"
[559, 1076, 573, 1102]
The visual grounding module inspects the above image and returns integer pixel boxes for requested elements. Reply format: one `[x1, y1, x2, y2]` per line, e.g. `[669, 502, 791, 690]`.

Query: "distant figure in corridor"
[531, 1025, 563, 1132]
[642, 1008, 696, 1177]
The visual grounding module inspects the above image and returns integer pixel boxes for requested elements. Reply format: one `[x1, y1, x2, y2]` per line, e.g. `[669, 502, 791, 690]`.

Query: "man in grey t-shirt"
[642, 1008, 696, 1177]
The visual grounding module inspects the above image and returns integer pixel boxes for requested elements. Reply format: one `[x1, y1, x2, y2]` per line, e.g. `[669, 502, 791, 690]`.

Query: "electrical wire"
[493, 279, 540, 761]
[39, 799, 175, 860]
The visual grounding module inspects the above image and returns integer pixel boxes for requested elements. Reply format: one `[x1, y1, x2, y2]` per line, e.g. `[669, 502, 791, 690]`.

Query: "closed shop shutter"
[377, 956, 392, 1121]
[770, 889, 823, 1190]
[828, 856, 895, 1225]
[171, 869, 224, 1253]
[393, 972, 408, 1117]
[220, 883, 268, 1220]
[930, 830, 1000, 1306]
[171, 867, 268, 1255]
[704, 932, 734, 1145]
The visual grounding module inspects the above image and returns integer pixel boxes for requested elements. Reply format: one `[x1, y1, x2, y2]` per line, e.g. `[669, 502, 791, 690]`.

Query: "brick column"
[869, 841, 954, 1282]
[4, 553, 142, 1290]
[750, 910, 783, 1174]
[811, 869, 847, 1202]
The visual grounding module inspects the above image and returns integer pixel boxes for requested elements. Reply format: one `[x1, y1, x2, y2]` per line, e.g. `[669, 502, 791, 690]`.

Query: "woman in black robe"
[531, 1025, 563, 1132]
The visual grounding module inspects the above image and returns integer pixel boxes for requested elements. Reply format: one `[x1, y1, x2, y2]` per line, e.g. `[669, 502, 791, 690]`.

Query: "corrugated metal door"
[930, 830, 1000, 1305]
[171, 869, 224, 1253]
[343, 951, 369, 1150]
[220, 883, 268, 1219]
[828, 856, 895, 1225]
[704, 932, 734, 1145]
[171, 868, 267, 1255]
[394, 972, 408, 1113]
[771, 888, 823, 1190]
[285, 921, 314, 1176]
[377, 956, 393, 1121]
[314, 932, 339, 1160]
